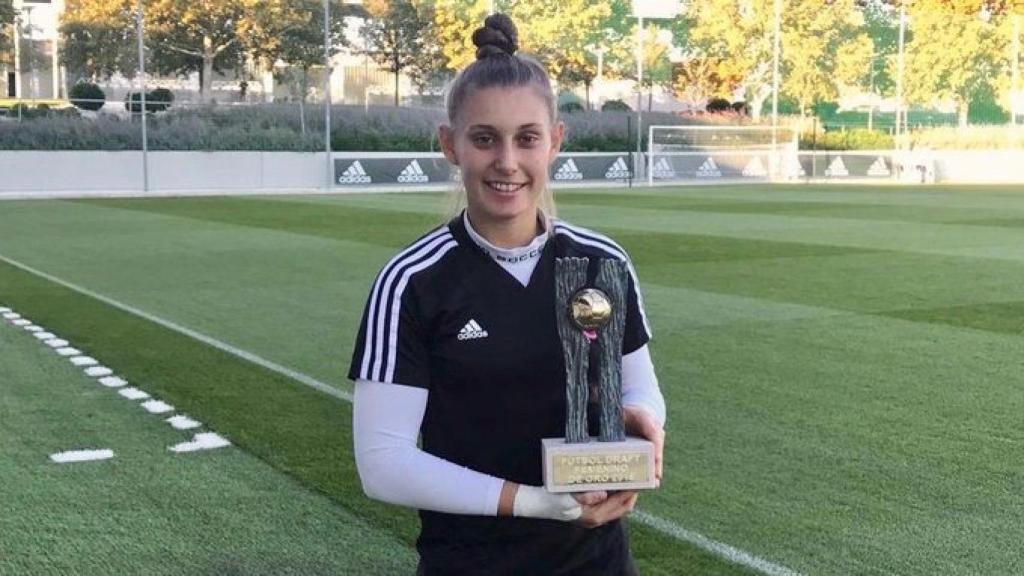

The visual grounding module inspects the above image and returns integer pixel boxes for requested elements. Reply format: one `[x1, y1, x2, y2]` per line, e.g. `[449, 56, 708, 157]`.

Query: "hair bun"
[472, 13, 518, 59]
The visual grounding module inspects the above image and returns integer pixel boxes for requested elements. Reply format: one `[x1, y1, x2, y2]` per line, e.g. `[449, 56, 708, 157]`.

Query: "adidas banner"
[795, 154, 894, 180]
[334, 153, 634, 187]
[335, 157, 454, 186]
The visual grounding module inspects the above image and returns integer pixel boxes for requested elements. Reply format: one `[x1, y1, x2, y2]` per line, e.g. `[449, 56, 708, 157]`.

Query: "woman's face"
[440, 85, 563, 231]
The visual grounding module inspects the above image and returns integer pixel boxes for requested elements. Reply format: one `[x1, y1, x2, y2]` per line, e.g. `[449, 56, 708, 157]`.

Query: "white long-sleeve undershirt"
[353, 345, 665, 516]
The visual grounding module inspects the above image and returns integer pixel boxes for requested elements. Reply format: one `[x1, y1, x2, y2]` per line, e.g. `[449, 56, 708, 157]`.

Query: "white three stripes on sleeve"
[359, 228, 457, 383]
[553, 221, 652, 338]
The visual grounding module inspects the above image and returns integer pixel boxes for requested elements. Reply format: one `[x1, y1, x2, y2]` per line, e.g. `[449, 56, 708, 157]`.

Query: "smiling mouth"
[486, 181, 528, 194]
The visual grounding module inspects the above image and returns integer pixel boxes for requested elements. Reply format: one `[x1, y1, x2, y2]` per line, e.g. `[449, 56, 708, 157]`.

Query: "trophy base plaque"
[542, 436, 656, 493]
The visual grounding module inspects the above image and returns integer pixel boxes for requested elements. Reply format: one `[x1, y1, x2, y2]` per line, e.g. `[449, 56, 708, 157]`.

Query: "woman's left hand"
[623, 406, 664, 484]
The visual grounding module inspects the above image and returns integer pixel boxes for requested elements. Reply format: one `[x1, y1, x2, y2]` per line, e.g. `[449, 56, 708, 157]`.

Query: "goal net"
[647, 125, 800, 185]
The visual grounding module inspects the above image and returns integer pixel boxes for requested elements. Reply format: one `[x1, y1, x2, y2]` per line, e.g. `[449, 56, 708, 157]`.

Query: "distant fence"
[2, 149, 1024, 199]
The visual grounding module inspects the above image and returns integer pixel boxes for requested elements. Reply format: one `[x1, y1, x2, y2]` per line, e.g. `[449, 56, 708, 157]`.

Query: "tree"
[902, 0, 1010, 127]
[429, 0, 489, 72]
[248, 0, 351, 133]
[1, 0, 16, 63]
[687, 0, 874, 120]
[143, 0, 250, 100]
[61, 0, 341, 101]
[363, 0, 437, 106]
[672, 56, 743, 106]
[60, 0, 138, 84]
[780, 0, 872, 116]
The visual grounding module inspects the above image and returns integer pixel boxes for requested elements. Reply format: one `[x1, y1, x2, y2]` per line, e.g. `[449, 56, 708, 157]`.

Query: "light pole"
[895, 1, 906, 146]
[1013, 14, 1020, 126]
[324, 0, 333, 189]
[771, 0, 781, 151]
[135, 0, 148, 193]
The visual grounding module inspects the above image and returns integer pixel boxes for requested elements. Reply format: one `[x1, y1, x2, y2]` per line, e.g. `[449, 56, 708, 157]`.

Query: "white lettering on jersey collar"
[463, 212, 548, 265]
[457, 319, 489, 340]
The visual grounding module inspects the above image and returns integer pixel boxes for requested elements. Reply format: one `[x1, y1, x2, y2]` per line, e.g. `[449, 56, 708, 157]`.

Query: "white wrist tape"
[512, 485, 582, 522]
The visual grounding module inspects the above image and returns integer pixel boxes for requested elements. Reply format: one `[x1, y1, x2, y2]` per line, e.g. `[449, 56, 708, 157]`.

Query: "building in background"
[3, 0, 66, 99]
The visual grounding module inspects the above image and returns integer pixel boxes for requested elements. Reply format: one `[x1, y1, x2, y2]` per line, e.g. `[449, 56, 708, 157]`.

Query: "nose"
[493, 143, 517, 174]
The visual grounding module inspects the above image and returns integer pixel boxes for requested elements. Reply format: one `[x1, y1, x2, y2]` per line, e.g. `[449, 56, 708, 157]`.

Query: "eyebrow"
[467, 123, 543, 131]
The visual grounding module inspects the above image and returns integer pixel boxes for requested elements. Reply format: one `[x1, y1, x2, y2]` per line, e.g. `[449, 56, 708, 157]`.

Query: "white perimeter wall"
[1, 150, 1024, 199]
[0, 152, 329, 199]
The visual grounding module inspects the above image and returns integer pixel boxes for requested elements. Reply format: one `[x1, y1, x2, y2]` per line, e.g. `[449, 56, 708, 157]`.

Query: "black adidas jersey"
[349, 214, 651, 575]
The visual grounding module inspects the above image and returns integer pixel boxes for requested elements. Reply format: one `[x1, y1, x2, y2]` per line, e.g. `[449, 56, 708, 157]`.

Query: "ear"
[548, 121, 565, 164]
[439, 125, 459, 166]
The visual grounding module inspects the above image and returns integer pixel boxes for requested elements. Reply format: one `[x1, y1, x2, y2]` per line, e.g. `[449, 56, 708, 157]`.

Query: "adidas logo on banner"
[652, 157, 675, 179]
[867, 156, 891, 177]
[338, 161, 371, 184]
[605, 157, 631, 179]
[824, 156, 849, 177]
[696, 157, 722, 178]
[398, 160, 429, 183]
[554, 159, 584, 180]
[457, 319, 489, 341]
[742, 157, 768, 177]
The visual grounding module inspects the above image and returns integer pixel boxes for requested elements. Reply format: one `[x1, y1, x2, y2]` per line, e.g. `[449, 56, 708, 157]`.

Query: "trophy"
[542, 257, 657, 493]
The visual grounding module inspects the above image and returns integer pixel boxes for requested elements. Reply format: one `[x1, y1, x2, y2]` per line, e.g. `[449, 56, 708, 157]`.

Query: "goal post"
[646, 125, 800, 186]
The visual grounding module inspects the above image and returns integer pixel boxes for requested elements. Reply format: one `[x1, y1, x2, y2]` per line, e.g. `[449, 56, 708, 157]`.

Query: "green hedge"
[0, 104, 696, 152]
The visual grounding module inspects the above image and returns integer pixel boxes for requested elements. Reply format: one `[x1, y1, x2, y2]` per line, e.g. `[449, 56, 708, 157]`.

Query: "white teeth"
[489, 182, 524, 193]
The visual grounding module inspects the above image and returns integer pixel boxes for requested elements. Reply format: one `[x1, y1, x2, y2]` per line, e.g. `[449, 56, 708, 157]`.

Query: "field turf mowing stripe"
[0, 258, 764, 576]
[0, 319, 415, 575]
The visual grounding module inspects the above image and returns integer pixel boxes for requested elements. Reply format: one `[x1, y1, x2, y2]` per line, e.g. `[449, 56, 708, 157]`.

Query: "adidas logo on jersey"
[338, 161, 372, 184]
[605, 157, 631, 179]
[554, 159, 584, 180]
[696, 157, 722, 178]
[457, 319, 489, 340]
[398, 160, 429, 183]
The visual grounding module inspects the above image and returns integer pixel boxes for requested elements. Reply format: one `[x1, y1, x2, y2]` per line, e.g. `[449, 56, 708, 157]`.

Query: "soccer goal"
[647, 125, 800, 186]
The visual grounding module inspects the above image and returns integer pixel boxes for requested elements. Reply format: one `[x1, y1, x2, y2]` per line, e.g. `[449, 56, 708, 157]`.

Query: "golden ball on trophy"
[570, 288, 612, 331]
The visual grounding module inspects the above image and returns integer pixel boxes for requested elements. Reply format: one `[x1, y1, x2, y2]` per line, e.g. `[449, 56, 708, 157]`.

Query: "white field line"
[0, 252, 800, 576]
[0, 253, 351, 404]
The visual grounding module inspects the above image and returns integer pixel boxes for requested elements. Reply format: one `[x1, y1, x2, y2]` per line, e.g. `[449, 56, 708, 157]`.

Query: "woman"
[349, 13, 666, 575]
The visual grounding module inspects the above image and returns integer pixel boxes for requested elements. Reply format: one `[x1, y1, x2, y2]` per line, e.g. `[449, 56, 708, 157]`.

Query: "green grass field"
[2, 184, 1023, 575]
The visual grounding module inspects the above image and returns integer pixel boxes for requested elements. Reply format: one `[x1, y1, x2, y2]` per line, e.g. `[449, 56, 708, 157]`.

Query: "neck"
[465, 208, 542, 248]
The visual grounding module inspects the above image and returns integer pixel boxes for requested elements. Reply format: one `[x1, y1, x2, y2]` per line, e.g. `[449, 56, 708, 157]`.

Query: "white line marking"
[50, 449, 114, 463]
[141, 400, 174, 414]
[167, 415, 202, 430]
[24, 325, 43, 333]
[33, 332, 56, 340]
[0, 252, 798, 576]
[169, 432, 231, 453]
[633, 511, 801, 576]
[84, 366, 113, 377]
[118, 387, 150, 400]
[12, 318, 30, 326]
[69, 356, 99, 367]
[56, 347, 82, 357]
[45, 338, 70, 348]
[0, 253, 351, 403]
[98, 376, 128, 388]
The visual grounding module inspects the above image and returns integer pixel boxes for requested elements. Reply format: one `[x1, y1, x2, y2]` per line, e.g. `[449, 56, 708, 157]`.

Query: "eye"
[471, 133, 495, 146]
[518, 133, 540, 146]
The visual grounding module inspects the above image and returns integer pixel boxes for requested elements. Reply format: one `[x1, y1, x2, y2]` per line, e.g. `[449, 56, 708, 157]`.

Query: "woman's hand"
[576, 490, 638, 528]
[623, 405, 665, 484]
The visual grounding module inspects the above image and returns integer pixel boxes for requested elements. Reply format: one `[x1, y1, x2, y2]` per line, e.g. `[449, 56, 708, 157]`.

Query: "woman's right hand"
[575, 490, 638, 528]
